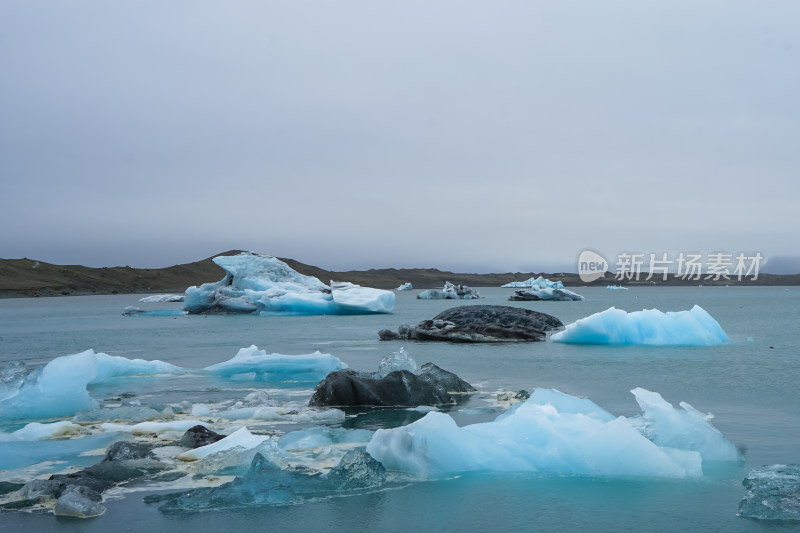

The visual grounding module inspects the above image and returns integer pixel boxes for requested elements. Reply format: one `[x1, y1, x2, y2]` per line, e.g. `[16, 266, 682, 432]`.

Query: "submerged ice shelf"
[550, 305, 728, 346]
[183, 252, 394, 315]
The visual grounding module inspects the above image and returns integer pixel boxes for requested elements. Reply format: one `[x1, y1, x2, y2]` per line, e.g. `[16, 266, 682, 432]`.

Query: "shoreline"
[2, 251, 798, 299]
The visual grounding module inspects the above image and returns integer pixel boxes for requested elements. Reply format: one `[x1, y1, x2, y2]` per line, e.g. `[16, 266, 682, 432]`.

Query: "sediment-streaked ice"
[139, 294, 185, 302]
[550, 305, 728, 345]
[367, 387, 739, 478]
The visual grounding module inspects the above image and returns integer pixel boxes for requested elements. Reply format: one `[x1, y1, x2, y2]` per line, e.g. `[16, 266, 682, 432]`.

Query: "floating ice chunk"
[376, 347, 417, 378]
[278, 427, 374, 451]
[509, 287, 584, 301]
[0, 350, 98, 420]
[204, 345, 347, 382]
[738, 464, 800, 520]
[0, 421, 83, 441]
[184, 252, 393, 315]
[196, 439, 282, 475]
[219, 406, 345, 424]
[122, 306, 187, 317]
[366, 388, 706, 478]
[101, 420, 208, 435]
[177, 427, 268, 461]
[606, 285, 629, 290]
[92, 352, 184, 383]
[330, 281, 395, 314]
[73, 405, 162, 423]
[550, 305, 728, 345]
[418, 282, 480, 300]
[629, 388, 742, 462]
[502, 276, 564, 289]
[0, 361, 31, 401]
[395, 283, 413, 291]
[139, 294, 185, 302]
[192, 403, 212, 416]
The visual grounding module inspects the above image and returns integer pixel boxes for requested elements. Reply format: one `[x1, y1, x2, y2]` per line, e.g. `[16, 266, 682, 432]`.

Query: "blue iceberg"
[550, 305, 728, 345]
[184, 252, 394, 315]
[204, 345, 347, 382]
[366, 388, 740, 478]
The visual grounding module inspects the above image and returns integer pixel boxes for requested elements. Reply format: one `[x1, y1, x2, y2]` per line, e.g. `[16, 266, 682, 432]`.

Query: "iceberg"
[0, 350, 98, 420]
[91, 352, 183, 383]
[376, 347, 416, 378]
[417, 282, 480, 300]
[501, 276, 564, 289]
[177, 427, 270, 462]
[366, 387, 739, 478]
[204, 345, 347, 382]
[738, 464, 800, 521]
[550, 305, 728, 345]
[183, 252, 394, 315]
[330, 281, 395, 314]
[0, 420, 83, 441]
[508, 287, 584, 301]
[628, 388, 742, 462]
[606, 285, 628, 290]
[395, 282, 413, 291]
[138, 294, 184, 302]
[196, 439, 283, 475]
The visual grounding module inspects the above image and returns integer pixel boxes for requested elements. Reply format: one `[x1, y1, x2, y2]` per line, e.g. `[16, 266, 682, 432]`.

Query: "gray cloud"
[1, 1, 798, 272]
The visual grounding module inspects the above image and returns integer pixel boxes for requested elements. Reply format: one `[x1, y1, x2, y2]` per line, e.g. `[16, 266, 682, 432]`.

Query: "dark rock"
[418, 363, 475, 393]
[325, 450, 386, 490]
[0, 481, 23, 496]
[103, 441, 155, 461]
[53, 485, 105, 518]
[379, 305, 563, 342]
[377, 329, 400, 341]
[515, 390, 531, 401]
[179, 425, 226, 449]
[309, 369, 454, 407]
[15, 478, 66, 499]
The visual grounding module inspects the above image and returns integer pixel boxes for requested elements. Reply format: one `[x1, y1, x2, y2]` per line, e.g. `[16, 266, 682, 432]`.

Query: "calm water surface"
[1, 286, 798, 531]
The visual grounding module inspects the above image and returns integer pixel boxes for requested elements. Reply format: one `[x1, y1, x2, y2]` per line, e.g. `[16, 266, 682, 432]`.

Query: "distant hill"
[1, 251, 798, 298]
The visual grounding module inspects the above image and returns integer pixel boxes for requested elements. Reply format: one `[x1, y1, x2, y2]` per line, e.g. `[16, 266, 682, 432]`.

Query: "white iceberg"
[204, 345, 347, 382]
[628, 388, 742, 462]
[366, 388, 739, 478]
[502, 276, 564, 289]
[177, 426, 270, 461]
[606, 285, 629, 290]
[417, 282, 480, 300]
[550, 305, 728, 345]
[0, 421, 83, 441]
[395, 283, 413, 291]
[139, 294, 185, 302]
[184, 252, 394, 315]
[101, 420, 208, 435]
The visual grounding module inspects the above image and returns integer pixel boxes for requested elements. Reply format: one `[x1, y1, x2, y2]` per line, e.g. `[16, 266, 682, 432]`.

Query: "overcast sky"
[1, 1, 798, 273]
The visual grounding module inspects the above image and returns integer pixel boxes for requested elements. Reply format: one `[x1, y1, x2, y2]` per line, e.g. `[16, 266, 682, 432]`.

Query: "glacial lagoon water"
[1, 286, 799, 531]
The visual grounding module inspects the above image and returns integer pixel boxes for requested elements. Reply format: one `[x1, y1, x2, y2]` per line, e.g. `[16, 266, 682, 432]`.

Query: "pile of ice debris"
[183, 252, 394, 315]
[738, 464, 800, 521]
[395, 282, 413, 291]
[0, 346, 346, 420]
[139, 294, 184, 303]
[551, 305, 728, 346]
[367, 387, 742, 477]
[417, 282, 480, 300]
[501, 276, 564, 289]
